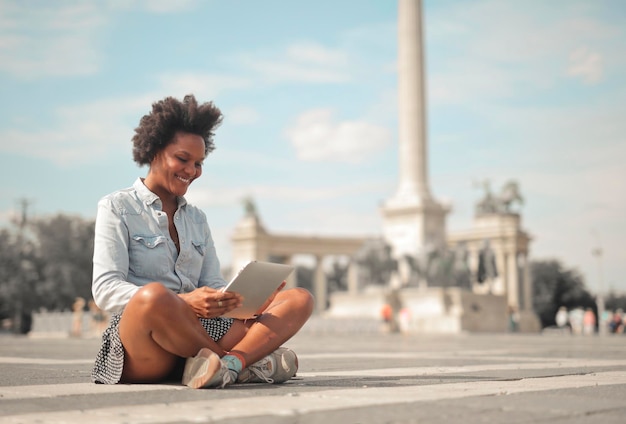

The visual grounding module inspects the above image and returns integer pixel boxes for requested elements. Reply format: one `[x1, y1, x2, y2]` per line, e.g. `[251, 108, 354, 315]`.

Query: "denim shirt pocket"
[129, 234, 170, 279]
[191, 240, 206, 256]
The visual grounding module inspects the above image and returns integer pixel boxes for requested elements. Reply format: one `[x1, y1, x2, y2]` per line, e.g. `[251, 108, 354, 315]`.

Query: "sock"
[222, 352, 246, 375]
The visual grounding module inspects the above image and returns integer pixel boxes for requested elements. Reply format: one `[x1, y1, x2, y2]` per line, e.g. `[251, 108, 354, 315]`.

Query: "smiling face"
[144, 131, 206, 202]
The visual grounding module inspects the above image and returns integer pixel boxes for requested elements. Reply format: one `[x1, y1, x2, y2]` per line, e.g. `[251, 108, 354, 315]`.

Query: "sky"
[0, 0, 624, 293]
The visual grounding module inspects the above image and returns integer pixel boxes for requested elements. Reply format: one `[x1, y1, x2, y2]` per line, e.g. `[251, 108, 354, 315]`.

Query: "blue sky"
[0, 0, 624, 293]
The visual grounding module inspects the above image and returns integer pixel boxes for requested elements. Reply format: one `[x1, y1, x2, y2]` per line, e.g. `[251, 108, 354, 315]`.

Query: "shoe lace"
[219, 369, 237, 389]
[248, 360, 275, 384]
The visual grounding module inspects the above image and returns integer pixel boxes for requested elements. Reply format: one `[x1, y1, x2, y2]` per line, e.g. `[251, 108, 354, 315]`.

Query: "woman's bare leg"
[220, 287, 314, 367]
[118, 282, 227, 383]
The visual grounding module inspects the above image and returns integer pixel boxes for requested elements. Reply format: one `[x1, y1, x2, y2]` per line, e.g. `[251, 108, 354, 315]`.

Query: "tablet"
[220, 261, 294, 319]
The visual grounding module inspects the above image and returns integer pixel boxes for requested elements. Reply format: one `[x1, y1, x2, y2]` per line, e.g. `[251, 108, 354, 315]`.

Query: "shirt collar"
[133, 177, 188, 209]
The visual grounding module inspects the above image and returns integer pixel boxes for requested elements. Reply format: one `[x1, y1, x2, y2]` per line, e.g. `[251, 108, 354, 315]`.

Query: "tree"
[605, 291, 626, 312]
[531, 259, 595, 328]
[0, 213, 96, 333]
[30, 214, 95, 311]
[0, 228, 22, 321]
[0, 227, 42, 333]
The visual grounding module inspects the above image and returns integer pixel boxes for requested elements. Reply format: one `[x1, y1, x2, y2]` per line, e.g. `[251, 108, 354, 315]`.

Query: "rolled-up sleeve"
[92, 198, 140, 313]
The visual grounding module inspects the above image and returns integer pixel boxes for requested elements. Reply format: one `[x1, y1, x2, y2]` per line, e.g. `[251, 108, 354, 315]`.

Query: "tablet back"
[221, 261, 294, 319]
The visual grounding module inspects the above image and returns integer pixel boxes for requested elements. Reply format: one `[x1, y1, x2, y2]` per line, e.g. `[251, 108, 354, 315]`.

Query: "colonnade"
[447, 213, 533, 314]
[230, 211, 366, 313]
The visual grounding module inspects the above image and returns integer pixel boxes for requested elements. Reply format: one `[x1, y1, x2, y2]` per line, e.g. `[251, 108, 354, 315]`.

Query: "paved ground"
[1, 319, 625, 423]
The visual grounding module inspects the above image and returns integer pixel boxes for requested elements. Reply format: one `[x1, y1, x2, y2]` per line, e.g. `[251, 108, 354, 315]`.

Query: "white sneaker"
[236, 347, 298, 384]
[182, 348, 235, 389]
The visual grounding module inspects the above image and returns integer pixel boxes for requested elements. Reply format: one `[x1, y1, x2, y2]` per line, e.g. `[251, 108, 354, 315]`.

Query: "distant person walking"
[583, 308, 596, 335]
[555, 306, 570, 332]
[71, 297, 86, 337]
[609, 310, 624, 334]
[91, 95, 313, 389]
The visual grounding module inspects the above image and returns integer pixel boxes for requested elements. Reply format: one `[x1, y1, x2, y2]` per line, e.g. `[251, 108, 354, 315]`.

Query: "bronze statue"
[475, 179, 524, 215]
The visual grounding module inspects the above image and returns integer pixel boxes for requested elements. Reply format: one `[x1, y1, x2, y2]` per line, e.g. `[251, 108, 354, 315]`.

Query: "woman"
[91, 94, 314, 389]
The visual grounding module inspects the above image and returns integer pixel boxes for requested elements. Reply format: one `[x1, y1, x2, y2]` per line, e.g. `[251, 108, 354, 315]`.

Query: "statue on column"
[326, 260, 348, 292]
[477, 239, 498, 289]
[401, 243, 473, 289]
[402, 243, 439, 288]
[452, 242, 472, 289]
[242, 196, 258, 218]
[354, 240, 397, 287]
[475, 179, 524, 215]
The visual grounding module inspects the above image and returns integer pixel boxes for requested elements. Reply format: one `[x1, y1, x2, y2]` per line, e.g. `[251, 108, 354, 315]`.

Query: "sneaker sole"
[182, 348, 221, 389]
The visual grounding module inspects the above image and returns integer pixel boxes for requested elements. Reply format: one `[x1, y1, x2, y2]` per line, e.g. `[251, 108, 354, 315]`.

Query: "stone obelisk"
[381, 0, 449, 258]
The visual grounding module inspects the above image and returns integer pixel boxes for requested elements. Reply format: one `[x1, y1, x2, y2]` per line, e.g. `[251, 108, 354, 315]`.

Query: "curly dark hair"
[132, 94, 223, 166]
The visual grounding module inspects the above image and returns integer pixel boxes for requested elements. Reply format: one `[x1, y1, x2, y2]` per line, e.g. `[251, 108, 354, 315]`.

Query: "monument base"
[517, 309, 542, 333]
[327, 287, 512, 334]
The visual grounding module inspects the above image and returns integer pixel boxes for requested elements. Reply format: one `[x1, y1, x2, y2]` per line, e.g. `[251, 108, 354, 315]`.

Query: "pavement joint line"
[1, 353, 622, 365]
[3, 371, 626, 424]
[0, 357, 95, 365]
[297, 359, 626, 378]
[2, 358, 625, 400]
[0, 382, 187, 400]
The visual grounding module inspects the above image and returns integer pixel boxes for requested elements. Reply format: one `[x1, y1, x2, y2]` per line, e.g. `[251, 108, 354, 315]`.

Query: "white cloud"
[0, 2, 106, 78]
[568, 46, 603, 84]
[284, 109, 391, 163]
[225, 106, 260, 125]
[187, 179, 389, 209]
[0, 72, 254, 166]
[426, 1, 622, 106]
[0, 95, 151, 166]
[154, 73, 252, 99]
[0, 0, 208, 79]
[106, 0, 199, 13]
[236, 41, 351, 83]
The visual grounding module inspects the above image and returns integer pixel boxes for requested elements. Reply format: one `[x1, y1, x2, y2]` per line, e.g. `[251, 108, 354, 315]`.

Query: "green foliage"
[0, 214, 95, 332]
[531, 259, 595, 328]
[605, 291, 626, 312]
[30, 214, 95, 310]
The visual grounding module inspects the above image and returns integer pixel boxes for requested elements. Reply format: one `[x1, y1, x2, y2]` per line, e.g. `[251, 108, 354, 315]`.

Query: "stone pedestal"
[327, 287, 509, 334]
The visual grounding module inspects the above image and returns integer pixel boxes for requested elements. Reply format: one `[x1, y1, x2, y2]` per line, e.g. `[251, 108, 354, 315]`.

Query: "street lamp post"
[591, 246, 606, 335]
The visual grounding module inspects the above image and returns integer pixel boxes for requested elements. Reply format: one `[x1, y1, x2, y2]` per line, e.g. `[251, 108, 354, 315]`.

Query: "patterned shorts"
[91, 313, 234, 384]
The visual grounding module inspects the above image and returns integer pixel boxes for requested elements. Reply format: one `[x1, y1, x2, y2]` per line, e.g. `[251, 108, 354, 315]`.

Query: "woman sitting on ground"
[91, 94, 314, 388]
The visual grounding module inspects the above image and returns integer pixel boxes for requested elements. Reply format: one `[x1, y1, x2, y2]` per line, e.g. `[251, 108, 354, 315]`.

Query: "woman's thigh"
[118, 292, 179, 382]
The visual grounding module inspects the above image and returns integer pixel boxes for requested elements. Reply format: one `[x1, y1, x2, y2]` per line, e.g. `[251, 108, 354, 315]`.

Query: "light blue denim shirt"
[92, 178, 227, 313]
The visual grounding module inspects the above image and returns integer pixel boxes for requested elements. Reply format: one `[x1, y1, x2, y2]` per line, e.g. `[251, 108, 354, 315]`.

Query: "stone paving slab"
[1, 324, 625, 423]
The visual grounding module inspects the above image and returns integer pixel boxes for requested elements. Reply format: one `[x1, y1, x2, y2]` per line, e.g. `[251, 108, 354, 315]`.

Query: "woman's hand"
[179, 287, 243, 319]
[254, 280, 287, 316]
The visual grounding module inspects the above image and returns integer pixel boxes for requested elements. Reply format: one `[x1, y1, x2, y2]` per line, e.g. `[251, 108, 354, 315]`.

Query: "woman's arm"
[197, 222, 228, 290]
[91, 198, 140, 313]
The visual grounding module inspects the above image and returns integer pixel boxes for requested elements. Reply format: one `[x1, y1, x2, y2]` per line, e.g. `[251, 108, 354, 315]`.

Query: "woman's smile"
[176, 174, 192, 185]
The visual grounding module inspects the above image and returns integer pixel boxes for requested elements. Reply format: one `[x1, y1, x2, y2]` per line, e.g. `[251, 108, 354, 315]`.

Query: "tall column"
[381, 0, 449, 260]
[313, 256, 327, 314]
[522, 253, 532, 311]
[396, 0, 430, 201]
[347, 261, 359, 295]
[507, 251, 519, 307]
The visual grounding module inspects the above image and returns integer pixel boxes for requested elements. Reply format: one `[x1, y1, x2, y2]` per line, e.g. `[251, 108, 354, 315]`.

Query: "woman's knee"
[284, 287, 314, 316]
[129, 282, 177, 312]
